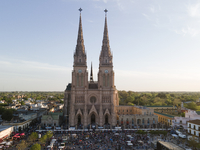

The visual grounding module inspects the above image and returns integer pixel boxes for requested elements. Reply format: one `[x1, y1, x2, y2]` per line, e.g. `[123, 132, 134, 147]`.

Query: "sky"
[1, 0, 200, 91]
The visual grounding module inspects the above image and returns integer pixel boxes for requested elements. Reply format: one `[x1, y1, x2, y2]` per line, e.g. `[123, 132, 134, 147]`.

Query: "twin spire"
[74, 8, 112, 70]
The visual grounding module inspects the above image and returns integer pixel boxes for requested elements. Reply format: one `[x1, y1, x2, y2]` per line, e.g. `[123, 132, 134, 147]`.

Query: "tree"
[181, 112, 185, 117]
[187, 136, 200, 150]
[29, 132, 38, 142]
[40, 135, 47, 145]
[30, 143, 41, 150]
[46, 131, 53, 140]
[173, 98, 181, 107]
[0, 107, 5, 115]
[141, 96, 148, 106]
[16, 140, 27, 150]
[2, 109, 13, 121]
[185, 102, 197, 110]
[6, 98, 12, 105]
[127, 102, 134, 106]
[21, 101, 25, 105]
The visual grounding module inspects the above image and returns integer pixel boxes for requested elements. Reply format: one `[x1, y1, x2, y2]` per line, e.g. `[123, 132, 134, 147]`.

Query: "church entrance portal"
[91, 114, 95, 124]
[78, 115, 81, 125]
[105, 115, 108, 124]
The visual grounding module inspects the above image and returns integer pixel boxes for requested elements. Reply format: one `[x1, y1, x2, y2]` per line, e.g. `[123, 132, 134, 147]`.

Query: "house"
[187, 119, 200, 137]
[41, 112, 62, 127]
[173, 109, 200, 129]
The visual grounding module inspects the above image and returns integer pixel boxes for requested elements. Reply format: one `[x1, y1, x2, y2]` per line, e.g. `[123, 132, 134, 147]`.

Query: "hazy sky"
[1, 0, 200, 91]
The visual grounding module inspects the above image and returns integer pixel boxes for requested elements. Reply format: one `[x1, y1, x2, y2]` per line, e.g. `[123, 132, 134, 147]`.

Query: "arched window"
[81, 74, 83, 86]
[77, 74, 79, 86]
[107, 75, 109, 87]
[103, 74, 106, 86]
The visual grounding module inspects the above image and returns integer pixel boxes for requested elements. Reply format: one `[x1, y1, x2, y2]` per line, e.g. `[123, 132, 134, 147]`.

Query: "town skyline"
[1, 0, 200, 91]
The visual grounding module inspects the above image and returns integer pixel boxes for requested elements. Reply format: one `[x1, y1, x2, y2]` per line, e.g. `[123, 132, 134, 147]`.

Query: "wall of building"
[154, 112, 174, 126]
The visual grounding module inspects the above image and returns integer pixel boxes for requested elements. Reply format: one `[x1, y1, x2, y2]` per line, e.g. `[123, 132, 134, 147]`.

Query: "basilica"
[63, 9, 119, 128]
[64, 9, 158, 129]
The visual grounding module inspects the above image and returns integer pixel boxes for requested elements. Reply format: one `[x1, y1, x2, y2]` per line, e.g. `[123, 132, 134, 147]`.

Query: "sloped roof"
[187, 119, 200, 125]
[41, 113, 62, 120]
[146, 106, 173, 107]
[154, 111, 174, 118]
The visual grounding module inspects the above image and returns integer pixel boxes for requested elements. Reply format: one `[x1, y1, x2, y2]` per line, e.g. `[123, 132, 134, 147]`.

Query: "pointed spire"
[103, 9, 109, 47]
[90, 62, 93, 82]
[99, 9, 112, 66]
[74, 8, 87, 66]
[76, 8, 85, 54]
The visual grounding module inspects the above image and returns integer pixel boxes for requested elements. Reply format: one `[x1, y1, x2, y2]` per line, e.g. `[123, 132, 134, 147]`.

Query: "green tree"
[187, 136, 200, 150]
[6, 98, 12, 105]
[181, 112, 185, 117]
[185, 102, 197, 110]
[141, 96, 148, 106]
[29, 132, 38, 142]
[40, 135, 47, 144]
[2, 109, 13, 121]
[16, 140, 27, 150]
[21, 101, 25, 105]
[46, 131, 53, 140]
[0, 107, 5, 115]
[127, 102, 134, 106]
[30, 143, 41, 150]
[173, 98, 181, 106]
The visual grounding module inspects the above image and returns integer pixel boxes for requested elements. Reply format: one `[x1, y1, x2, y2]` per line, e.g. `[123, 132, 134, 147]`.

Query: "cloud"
[0, 57, 71, 91]
[141, 1, 200, 37]
[142, 13, 151, 20]
[149, 5, 155, 13]
[187, 2, 200, 17]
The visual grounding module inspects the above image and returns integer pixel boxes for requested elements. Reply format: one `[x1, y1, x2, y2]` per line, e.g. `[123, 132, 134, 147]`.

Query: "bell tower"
[72, 8, 88, 89]
[98, 9, 114, 89]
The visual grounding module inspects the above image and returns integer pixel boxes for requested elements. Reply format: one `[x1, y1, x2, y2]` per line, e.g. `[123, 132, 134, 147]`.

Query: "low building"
[116, 106, 158, 128]
[2, 110, 37, 132]
[173, 109, 200, 129]
[41, 112, 62, 127]
[116, 106, 154, 115]
[0, 126, 14, 141]
[154, 111, 174, 126]
[30, 103, 48, 110]
[187, 119, 200, 137]
[157, 140, 184, 150]
[118, 114, 158, 128]
[146, 105, 178, 115]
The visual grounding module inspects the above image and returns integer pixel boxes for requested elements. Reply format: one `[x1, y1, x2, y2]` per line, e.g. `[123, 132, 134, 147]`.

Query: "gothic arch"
[75, 109, 83, 125]
[88, 111, 99, 125]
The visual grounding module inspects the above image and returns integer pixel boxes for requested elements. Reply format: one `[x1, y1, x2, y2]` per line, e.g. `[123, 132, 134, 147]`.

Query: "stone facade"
[147, 105, 178, 115]
[64, 12, 119, 128]
[41, 113, 61, 127]
[154, 111, 174, 126]
[116, 106, 157, 127]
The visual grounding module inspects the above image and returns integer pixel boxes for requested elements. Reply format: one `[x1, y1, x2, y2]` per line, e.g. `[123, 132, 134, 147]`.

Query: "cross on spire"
[104, 9, 108, 16]
[79, 8, 82, 13]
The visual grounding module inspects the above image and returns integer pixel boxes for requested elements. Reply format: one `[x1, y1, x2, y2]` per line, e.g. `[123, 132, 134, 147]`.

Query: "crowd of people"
[49, 129, 154, 150]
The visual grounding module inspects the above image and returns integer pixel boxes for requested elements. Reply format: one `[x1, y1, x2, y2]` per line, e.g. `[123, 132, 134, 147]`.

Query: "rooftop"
[154, 111, 174, 118]
[187, 119, 200, 125]
[0, 126, 13, 132]
[146, 105, 173, 107]
[158, 140, 184, 150]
